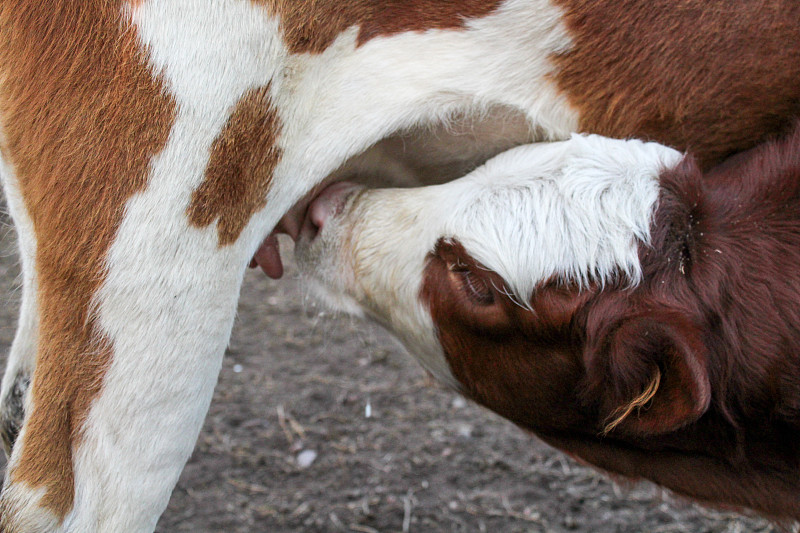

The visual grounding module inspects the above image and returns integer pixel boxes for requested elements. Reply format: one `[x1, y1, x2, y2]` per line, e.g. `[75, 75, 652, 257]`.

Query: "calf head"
[296, 136, 679, 392]
[296, 132, 800, 519]
[297, 134, 691, 424]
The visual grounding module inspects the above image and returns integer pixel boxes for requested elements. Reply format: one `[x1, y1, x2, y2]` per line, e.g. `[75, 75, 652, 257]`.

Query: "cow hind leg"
[0, 164, 264, 531]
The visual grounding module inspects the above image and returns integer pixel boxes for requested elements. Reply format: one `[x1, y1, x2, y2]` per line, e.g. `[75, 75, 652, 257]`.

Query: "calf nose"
[302, 181, 361, 239]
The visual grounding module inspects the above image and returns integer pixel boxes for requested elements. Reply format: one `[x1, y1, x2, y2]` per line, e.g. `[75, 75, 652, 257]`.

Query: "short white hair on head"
[443, 134, 683, 306]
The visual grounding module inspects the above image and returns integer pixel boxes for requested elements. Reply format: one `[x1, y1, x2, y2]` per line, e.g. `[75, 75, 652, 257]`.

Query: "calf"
[1, 1, 799, 530]
[295, 129, 800, 520]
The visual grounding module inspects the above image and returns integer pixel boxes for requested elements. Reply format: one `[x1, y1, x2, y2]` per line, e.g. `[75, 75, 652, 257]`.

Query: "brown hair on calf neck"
[423, 125, 800, 520]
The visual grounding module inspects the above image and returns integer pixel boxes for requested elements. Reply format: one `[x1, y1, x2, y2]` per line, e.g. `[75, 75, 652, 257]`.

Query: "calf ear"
[582, 308, 711, 437]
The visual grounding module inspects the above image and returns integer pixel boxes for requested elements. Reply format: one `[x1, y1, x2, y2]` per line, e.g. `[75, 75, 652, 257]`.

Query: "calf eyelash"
[456, 267, 494, 306]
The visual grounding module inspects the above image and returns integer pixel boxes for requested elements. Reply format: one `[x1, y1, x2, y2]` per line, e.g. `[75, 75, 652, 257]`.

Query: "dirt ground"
[0, 221, 784, 532]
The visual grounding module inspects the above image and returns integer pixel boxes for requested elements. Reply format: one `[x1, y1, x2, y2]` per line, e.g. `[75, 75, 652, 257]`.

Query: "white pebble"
[296, 450, 317, 468]
[232, 364, 243, 373]
[451, 396, 467, 409]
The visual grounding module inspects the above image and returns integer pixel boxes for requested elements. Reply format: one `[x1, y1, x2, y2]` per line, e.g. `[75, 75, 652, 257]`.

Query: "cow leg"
[0, 180, 260, 531]
[0, 3, 273, 529]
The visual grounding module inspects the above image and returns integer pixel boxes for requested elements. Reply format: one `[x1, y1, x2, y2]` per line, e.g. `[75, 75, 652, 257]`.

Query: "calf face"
[296, 132, 800, 520]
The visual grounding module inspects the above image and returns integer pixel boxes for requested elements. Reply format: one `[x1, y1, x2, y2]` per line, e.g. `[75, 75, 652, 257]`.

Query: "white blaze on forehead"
[443, 135, 684, 303]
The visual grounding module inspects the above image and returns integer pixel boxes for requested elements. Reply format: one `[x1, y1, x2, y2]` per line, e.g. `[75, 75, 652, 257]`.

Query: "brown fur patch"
[420, 240, 588, 433]
[187, 85, 282, 245]
[262, 0, 504, 54]
[552, 0, 800, 167]
[0, 2, 176, 519]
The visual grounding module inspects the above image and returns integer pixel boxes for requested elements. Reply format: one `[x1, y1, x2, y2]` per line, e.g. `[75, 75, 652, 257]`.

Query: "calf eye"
[448, 262, 494, 305]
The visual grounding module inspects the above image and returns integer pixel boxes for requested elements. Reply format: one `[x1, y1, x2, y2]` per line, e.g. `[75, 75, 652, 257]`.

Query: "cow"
[294, 129, 800, 521]
[0, 0, 798, 530]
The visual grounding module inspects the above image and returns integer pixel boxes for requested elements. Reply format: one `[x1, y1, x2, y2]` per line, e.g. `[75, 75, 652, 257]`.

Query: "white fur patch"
[446, 134, 683, 303]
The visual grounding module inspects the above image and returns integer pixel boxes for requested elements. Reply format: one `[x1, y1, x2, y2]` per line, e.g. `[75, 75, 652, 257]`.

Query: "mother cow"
[0, 1, 797, 531]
